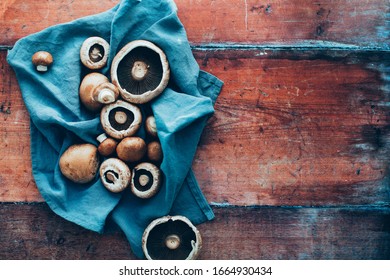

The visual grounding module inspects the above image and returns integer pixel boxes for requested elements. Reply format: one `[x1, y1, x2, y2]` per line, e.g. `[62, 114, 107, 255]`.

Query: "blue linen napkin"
[7, 0, 223, 258]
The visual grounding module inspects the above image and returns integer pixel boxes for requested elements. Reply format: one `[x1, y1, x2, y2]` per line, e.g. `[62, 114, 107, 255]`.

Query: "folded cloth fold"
[7, 0, 223, 259]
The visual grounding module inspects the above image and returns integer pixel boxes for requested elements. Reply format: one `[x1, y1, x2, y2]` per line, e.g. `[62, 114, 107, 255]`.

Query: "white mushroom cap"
[111, 40, 170, 104]
[130, 162, 161, 199]
[142, 215, 202, 260]
[145, 115, 158, 138]
[80, 36, 110, 70]
[100, 100, 142, 140]
[99, 158, 131, 193]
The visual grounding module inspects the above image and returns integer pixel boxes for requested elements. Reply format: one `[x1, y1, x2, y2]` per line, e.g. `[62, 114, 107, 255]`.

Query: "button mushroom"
[32, 51, 53, 72]
[79, 72, 119, 112]
[147, 141, 163, 162]
[99, 158, 131, 193]
[80, 36, 110, 70]
[96, 133, 118, 157]
[111, 40, 170, 104]
[59, 143, 100, 184]
[142, 215, 202, 260]
[116, 137, 146, 163]
[145, 115, 158, 138]
[100, 100, 142, 139]
[130, 162, 161, 199]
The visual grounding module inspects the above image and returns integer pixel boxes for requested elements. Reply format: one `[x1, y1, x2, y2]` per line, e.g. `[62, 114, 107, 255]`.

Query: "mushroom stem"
[114, 111, 128, 124]
[105, 171, 117, 183]
[131, 61, 149, 81]
[97, 89, 116, 104]
[36, 65, 48, 72]
[96, 133, 108, 143]
[165, 234, 181, 250]
[139, 174, 150, 187]
[90, 47, 103, 60]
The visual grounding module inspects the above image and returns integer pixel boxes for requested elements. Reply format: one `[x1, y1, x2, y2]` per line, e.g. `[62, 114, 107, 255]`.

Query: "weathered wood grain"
[0, 0, 389, 48]
[0, 203, 389, 259]
[1, 49, 389, 205]
[194, 49, 390, 206]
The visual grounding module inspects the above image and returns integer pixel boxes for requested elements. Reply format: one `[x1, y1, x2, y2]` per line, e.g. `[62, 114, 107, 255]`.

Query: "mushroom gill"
[116, 46, 163, 96]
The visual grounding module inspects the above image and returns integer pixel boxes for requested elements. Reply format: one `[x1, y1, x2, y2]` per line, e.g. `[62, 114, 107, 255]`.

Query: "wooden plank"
[0, 203, 389, 259]
[1, 49, 389, 205]
[193, 49, 390, 206]
[0, 0, 389, 48]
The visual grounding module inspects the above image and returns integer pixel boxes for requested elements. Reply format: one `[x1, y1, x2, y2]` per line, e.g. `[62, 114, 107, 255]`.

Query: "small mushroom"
[147, 141, 163, 162]
[111, 40, 170, 104]
[116, 137, 146, 163]
[130, 162, 161, 199]
[79, 72, 119, 112]
[96, 133, 118, 156]
[80, 36, 110, 69]
[59, 143, 99, 184]
[32, 51, 53, 72]
[142, 215, 202, 260]
[100, 100, 142, 139]
[99, 158, 131, 193]
[145, 115, 158, 138]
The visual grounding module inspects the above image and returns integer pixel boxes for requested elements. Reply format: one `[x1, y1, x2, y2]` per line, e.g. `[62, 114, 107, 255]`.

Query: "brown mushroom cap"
[59, 143, 99, 184]
[99, 158, 131, 193]
[96, 133, 118, 156]
[116, 137, 146, 162]
[80, 36, 110, 70]
[145, 115, 158, 137]
[111, 40, 170, 104]
[147, 141, 163, 162]
[79, 73, 119, 112]
[130, 162, 161, 199]
[32, 51, 53, 72]
[100, 100, 142, 139]
[142, 215, 202, 260]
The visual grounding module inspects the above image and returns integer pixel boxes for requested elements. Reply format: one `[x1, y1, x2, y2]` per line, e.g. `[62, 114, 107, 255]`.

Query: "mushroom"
[59, 143, 99, 184]
[100, 100, 142, 139]
[147, 141, 163, 162]
[80, 36, 110, 69]
[130, 162, 161, 199]
[32, 51, 53, 72]
[145, 115, 158, 138]
[116, 137, 146, 163]
[96, 133, 118, 157]
[99, 158, 131, 193]
[142, 215, 202, 260]
[79, 72, 119, 112]
[111, 40, 170, 104]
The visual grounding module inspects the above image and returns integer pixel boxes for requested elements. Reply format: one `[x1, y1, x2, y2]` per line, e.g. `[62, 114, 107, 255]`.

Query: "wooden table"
[1, 0, 389, 259]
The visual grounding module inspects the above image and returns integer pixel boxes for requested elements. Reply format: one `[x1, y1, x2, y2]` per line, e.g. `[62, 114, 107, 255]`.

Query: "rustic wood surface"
[1, 50, 389, 205]
[1, 203, 389, 260]
[0, 0, 389, 48]
[0, 0, 389, 260]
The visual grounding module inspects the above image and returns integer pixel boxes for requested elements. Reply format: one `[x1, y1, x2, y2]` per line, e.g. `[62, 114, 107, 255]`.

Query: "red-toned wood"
[194, 49, 390, 206]
[0, 203, 389, 259]
[1, 50, 389, 206]
[0, 0, 389, 47]
[1, 0, 389, 262]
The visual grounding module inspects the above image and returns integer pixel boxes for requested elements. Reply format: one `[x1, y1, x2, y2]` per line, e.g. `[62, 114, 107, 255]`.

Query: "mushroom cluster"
[56, 37, 203, 260]
[59, 38, 168, 200]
